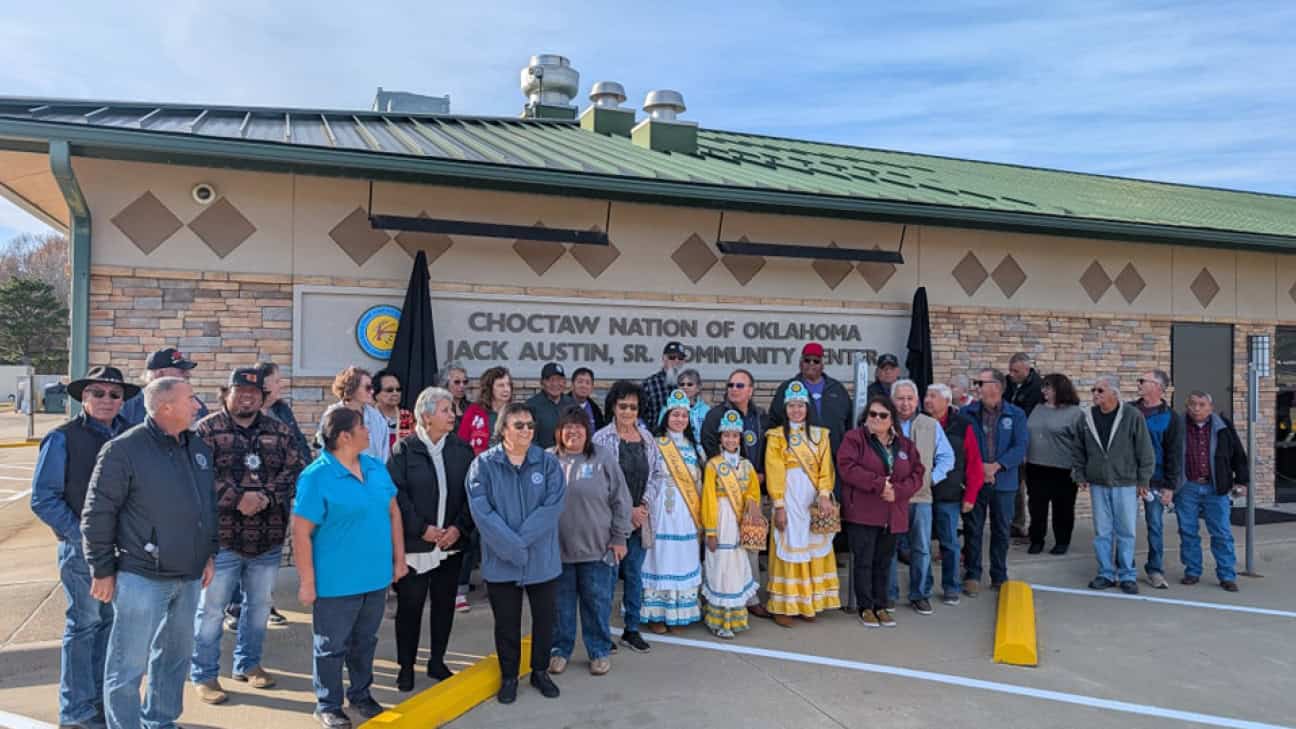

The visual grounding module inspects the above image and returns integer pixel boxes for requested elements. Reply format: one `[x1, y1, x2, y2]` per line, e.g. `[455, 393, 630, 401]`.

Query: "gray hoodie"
[553, 446, 633, 564]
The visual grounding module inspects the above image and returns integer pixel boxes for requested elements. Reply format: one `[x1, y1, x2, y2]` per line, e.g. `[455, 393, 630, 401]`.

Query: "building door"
[1171, 323, 1233, 419]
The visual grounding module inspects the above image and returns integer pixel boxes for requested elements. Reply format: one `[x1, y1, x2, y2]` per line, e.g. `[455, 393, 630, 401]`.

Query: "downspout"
[49, 140, 90, 396]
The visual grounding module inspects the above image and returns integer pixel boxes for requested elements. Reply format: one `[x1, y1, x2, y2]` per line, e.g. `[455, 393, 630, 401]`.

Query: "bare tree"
[0, 232, 70, 306]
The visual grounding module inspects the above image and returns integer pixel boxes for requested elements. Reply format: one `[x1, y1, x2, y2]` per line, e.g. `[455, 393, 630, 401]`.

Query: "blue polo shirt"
[293, 451, 397, 598]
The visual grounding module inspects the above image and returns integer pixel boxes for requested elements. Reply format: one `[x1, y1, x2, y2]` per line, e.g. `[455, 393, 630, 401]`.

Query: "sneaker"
[1088, 577, 1116, 590]
[530, 671, 560, 699]
[875, 609, 897, 627]
[962, 579, 979, 597]
[1119, 581, 1139, 595]
[547, 655, 568, 675]
[1049, 544, 1069, 555]
[313, 709, 352, 729]
[232, 665, 276, 689]
[455, 594, 470, 613]
[910, 598, 933, 615]
[941, 593, 961, 607]
[715, 629, 735, 640]
[620, 631, 651, 653]
[498, 678, 518, 704]
[590, 657, 612, 675]
[267, 607, 289, 626]
[1027, 543, 1044, 555]
[1147, 572, 1169, 590]
[194, 679, 228, 705]
[223, 614, 239, 632]
[858, 610, 880, 628]
[1220, 580, 1240, 592]
[349, 697, 384, 720]
[1181, 575, 1200, 585]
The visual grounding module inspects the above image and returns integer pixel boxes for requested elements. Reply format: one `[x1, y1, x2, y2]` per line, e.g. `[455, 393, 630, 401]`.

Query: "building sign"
[295, 286, 909, 381]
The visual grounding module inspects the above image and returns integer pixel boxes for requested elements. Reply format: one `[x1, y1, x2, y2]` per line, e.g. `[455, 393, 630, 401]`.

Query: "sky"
[1, 0, 1293, 243]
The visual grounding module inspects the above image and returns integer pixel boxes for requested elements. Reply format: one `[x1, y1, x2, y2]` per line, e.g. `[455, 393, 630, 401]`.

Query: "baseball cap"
[229, 367, 266, 390]
[146, 347, 197, 371]
[663, 341, 687, 359]
[877, 353, 900, 369]
[802, 343, 825, 358]
[541, 362, 566, 380]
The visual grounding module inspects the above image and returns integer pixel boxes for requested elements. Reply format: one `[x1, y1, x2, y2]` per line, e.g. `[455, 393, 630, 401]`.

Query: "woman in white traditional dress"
[700, 410, 761, 638]
[765, 381, 841, 626]
[641, 389, 704, 633]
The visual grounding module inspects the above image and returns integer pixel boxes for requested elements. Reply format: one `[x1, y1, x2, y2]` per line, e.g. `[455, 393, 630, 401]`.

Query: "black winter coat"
[388, 433, 476, 556]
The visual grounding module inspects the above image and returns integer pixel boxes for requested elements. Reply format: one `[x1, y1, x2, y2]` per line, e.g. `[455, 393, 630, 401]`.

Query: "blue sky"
[2, 0, 1293, 243]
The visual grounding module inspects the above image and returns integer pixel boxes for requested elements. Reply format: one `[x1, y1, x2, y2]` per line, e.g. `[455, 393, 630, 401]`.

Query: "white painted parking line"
[630, 631, 1290, 729]
[1030, 584, 1296, 619]
[0, 708, 54, 729]
[0, 490, 30, 503]
[0, 475, 31, 481]
[0, 464, 35, 470]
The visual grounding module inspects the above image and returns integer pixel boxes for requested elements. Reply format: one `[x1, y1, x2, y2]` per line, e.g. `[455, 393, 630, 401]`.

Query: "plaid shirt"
[196, 409, 305, 557]
[639, 369, 672, 429]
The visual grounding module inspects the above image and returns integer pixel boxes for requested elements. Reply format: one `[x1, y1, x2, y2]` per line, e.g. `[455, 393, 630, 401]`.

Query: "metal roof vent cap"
[589, 81, 627, 109]
[643, 90, 685, 121]
[521, 54, 580, 108]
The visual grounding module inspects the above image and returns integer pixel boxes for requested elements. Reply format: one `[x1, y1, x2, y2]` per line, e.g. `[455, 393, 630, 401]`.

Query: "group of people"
[31, 339, 1252, 728]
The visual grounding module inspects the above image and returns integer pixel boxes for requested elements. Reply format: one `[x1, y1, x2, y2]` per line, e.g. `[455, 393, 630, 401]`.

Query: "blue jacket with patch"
[961, 400, 1029, 492]
[1129, 399, 1183, 489]
[466, 444, 566, 586]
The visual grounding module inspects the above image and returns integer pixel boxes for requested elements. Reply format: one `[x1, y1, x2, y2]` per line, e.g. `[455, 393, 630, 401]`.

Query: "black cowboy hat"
[68, 365, 141, 402]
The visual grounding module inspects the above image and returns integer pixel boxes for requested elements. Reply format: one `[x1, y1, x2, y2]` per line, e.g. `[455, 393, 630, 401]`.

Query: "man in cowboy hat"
[30, 366, 137, 729]
[190, 368, 305, 704]
[120, 347, 210, 427]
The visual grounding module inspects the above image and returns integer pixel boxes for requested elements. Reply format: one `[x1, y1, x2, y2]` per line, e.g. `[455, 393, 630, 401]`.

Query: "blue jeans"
[1091, 485, 1138, 583]
[1175, 483, 1237, 581]
[311, 588, 385, 713]
[620, 532, 647, 632]
[1144, 490, 1167, 576]
[932, 502, 963, 597]
[57, 540, 114, 724]
[889, 503, 933, 601]
[104, 571, 201, 729]
[190, 547, 281, 682]
[963, 489, 1015, 584]
[553, 561, 616, 660]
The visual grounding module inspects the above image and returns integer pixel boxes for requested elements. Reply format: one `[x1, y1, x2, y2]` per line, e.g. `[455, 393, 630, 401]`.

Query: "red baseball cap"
[802, 343, 825, 358]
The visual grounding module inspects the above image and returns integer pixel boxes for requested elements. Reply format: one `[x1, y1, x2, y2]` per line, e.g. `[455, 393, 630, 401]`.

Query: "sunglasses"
[972, 380, 985, 387]
[510, 421, 536, 431]
[85, 388, 123, 400]
[1091, 387, 1107, 394]
[380, 387, 401, 394]
[665, 354, 686, 362]
[1137, 378, 1161, 387]
[802, 357, 822, 365]
[616, 402, 640, 412]
[867, 410, 891, 420]
[361, 383, 374, 392]
[679, 381, 697, 388]
[726, 382, 749, 390]
[450, 379, 468, 385]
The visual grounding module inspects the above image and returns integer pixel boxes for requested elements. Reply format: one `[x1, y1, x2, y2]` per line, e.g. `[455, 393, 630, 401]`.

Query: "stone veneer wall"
[88, 265, 1276, 507]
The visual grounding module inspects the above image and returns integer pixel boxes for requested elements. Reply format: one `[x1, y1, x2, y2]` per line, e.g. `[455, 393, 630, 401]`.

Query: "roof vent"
[632, 90, 697, 155]
[580, 81, 635, 137]
[643, 90, 686, 121]
[520, 54, 579, 120]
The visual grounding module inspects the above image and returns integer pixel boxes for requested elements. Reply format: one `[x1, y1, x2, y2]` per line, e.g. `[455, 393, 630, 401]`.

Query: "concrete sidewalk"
[1, 492, 1293, 729]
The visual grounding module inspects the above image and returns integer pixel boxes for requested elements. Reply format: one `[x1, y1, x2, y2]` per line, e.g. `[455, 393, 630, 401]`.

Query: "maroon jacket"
[836, 427, 925, 533]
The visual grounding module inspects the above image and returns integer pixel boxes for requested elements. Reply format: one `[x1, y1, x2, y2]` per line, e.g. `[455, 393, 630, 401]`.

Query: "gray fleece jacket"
[553, 446, 632, 564]
[1071, 402, 1156, 488]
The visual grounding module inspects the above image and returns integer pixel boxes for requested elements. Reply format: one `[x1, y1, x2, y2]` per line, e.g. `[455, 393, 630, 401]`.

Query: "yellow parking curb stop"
[993, 581, 1038, 666]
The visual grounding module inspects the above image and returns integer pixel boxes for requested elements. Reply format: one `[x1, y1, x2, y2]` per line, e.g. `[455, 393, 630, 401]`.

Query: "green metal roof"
[1, 96, 1294, 250]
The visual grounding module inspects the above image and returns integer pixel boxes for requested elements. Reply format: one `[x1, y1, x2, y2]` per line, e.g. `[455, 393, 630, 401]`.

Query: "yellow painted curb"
[0, 440, 38, 449]
[993, 581, 1038, 666]
[361, 636, 532, 728]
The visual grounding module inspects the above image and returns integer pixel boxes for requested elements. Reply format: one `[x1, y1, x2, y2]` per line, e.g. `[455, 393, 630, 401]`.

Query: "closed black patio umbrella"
[905, 286, 933, 399]
[387, 250, 438, 410]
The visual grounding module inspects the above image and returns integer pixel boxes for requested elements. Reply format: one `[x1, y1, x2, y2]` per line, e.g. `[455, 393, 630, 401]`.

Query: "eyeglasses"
[450, 379, 468, 385]
[972, 380, 985, 387]
[381, 387, 401, 394]
[1091, 387, 1107, 394]
[1137, 378, 1161, 387]
[802, 357, 822, 365]
[616, 403, 640, 412]
[510, 421, 536, 431]
[85, 388, 123, 400]
[867, 410, 891, 420]
[726, 382, 749, 390]
[679, 381, 697, 388]
[665, 354, 685, 362]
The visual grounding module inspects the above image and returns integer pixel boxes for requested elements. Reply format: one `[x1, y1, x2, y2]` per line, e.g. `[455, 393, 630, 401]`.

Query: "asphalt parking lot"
[1, 439, 1293, 729]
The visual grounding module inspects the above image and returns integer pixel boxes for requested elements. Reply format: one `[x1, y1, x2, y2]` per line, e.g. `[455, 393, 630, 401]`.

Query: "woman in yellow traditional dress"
[765, 381, 841, 625]
[641, 389, 704, 632]
[700, 410, 761, 638]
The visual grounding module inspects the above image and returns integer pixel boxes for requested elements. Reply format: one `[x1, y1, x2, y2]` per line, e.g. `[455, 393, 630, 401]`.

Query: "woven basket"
[740, 512, 769, 551]
[809, 498, 842, 536]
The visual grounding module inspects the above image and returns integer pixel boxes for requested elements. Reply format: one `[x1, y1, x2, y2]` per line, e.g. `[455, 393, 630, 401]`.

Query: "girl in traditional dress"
[765, 381, 842, 625]
[701, 410, 761, 638]
[641, 389, 704, 633]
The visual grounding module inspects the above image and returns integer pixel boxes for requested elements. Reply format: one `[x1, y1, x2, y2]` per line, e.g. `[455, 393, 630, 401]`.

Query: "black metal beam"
[717, 239, 904, 263]
[369, 213, 609, 246]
